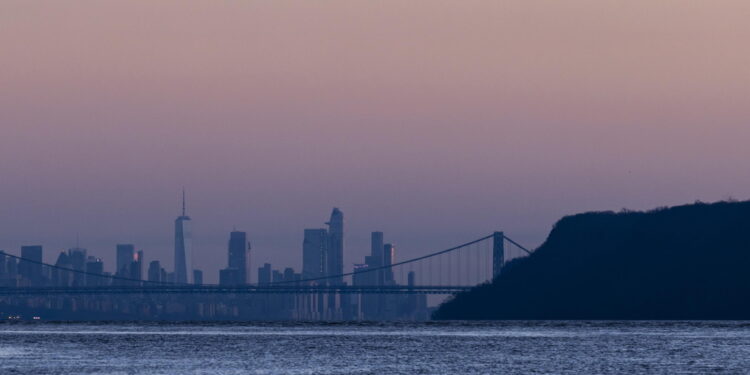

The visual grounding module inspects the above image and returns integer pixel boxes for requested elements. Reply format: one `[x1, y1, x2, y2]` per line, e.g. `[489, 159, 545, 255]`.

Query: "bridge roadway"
[0, 285, 472, 296]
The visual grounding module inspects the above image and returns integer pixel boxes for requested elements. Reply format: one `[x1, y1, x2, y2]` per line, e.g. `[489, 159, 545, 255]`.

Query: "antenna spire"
[182, 188, 186, 216]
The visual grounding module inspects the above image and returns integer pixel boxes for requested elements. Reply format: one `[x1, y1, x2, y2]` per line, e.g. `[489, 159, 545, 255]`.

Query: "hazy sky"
[2, 1, 749, 282]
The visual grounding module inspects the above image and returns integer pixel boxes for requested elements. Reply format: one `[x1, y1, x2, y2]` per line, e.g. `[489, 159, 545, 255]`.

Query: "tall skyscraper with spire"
[174, 189, 192, 284]
[326, 208, 344, 285]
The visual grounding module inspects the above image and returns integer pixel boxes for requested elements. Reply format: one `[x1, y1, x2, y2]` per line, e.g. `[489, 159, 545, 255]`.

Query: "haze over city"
[6, 1, 750, 374]
[2, 1, 750, 284]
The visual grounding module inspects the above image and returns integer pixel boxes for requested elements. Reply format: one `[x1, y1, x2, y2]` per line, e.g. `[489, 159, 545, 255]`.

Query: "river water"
[1, 321, 749, 374]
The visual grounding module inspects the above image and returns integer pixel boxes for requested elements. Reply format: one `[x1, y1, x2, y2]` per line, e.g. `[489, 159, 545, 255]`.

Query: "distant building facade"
[383, 243, 395, 285]
[370, 232, 384, 285]
[116, 244, 134, 278]
[218, 230, 250, 286]
[67, 247, 87, 286]
[85, 257, 104, 286]
[326, 208, 344, 285]
[19, 245, 43, 286]
[224, 230, 250, 285]
[258, 263, 272, 285]
[302, 229, 327, 280]
[148, 260, 162, 283]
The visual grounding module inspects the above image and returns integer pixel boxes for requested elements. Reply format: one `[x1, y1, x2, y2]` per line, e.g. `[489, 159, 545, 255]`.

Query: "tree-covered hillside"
[434, 201, 750, 320]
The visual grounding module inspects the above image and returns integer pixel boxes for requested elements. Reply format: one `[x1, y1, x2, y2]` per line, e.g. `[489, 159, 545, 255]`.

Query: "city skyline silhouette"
[3, 2, 750, 285]
[2, 2, 750, 373]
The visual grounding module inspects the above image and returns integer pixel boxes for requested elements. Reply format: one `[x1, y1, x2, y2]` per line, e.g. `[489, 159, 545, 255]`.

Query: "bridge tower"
[492, 231, 504, 278]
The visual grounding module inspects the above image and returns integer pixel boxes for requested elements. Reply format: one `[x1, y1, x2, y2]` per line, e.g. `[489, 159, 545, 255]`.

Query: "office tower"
[6, 257, 17, 286]
[219, 268, 241, 285]
[258, 263, 271, 285]
[326, 208, 344, 285]
[227, 231, 250, 284]
[148, 260, 162, 282]
[272, 269, 283, 283]
[53, 252, 72, 287]
[0, 251, 15, 287]
[85, 257, 104, 286]
[383, 243, 395, 285]
[371, 232, 384, 260]
[361, 233, 386, 319]
[283, 267, 295, 282]
[116, 244, 135, 277]
[361, 256, 376, 285]
[130, 250, 143, 282]
[174, 190, 192, 284]
[302, 229, 327, 280]
[67, 247, 87, 286]
[193, 269, 203, 285]
[352, 264, 370, 286]
[20, 245, 43, 286]
[370, 232, 384, 285]
[354, 261, 377, 319]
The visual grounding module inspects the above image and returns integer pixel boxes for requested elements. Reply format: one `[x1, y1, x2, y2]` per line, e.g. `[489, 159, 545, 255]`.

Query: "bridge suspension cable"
[503, 235, 532, 254]
[269, 233, 496, 286]
[0, 232, 532, 289]
[0, 252, 172, 286]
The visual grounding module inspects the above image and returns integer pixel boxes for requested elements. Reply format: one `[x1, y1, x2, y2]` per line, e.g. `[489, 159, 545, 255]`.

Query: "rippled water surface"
[1, 321, 750, 374]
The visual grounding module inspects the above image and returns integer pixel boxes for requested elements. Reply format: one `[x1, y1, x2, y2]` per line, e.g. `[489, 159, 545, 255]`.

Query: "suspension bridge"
[0, 232, 531, 296]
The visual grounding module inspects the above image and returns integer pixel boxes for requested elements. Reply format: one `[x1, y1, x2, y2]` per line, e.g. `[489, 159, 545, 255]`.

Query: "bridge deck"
[0, 285, 473, 296]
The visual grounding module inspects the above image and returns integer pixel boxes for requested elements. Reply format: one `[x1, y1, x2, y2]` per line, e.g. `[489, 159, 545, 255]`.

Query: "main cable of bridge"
[0, 232, 530, 289]
[268, 233, 496, 286]
[503, 234, 532, 254]
[0, 252, 174, 286]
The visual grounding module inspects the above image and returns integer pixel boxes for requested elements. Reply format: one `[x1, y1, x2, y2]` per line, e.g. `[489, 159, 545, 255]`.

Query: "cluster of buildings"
[0, 246, 102, 288]
[0, 243, 198, 289]
[215, 208, 427, 320]
[0, 193, 200, 290]
[0, 196, 429, 320]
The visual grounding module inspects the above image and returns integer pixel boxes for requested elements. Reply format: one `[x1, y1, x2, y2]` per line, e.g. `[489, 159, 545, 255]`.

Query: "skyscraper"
[67, 247, 87, 286]
[302, 229, 327, 280]
[360, 233, 385, 319]
[258, 263, 272, 285]
[352, 264, 370, 286]
[148, 260, 162, 283]
[227, 230, 250, 284]
[193, 269, 203, 285]
[174, 189, 192, 284]
[283, 267, 296, 282]
[20, 245, 43, 286]
[219, 268, 241, 285]
[84, 256, 104, 286]
[131, 250, 143, 282]
[326, 208, 344, 285]
[370, 232, 384, 285]
[383, 243, 395, 285]
[116, 244, 134, 277]
[53, 251, 72, 287]
[4, 255, 18, 287]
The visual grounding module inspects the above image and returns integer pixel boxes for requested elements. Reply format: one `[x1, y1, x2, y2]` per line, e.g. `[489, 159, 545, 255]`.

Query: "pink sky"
[1, 1, 750, 282]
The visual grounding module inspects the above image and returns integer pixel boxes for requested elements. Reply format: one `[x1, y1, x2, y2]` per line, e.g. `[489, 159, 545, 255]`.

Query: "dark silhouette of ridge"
[434, 200, 750, 320]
